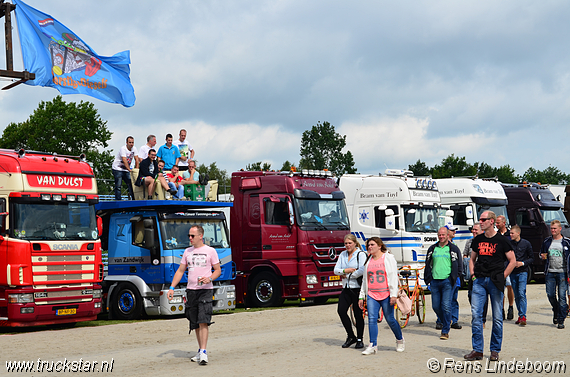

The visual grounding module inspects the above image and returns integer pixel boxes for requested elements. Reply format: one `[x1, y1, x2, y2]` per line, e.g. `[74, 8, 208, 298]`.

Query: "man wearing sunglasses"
[168, 225, 221, 365]
[465, 211, 516, 362]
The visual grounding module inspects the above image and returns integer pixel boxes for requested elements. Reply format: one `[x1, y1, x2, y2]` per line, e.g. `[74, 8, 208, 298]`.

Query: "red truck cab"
[0, 149, 103, 327]
[230, 170, 349, 306]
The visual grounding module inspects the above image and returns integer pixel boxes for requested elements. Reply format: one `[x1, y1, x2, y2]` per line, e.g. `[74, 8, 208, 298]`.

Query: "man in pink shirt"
[168, 225, 221, 365]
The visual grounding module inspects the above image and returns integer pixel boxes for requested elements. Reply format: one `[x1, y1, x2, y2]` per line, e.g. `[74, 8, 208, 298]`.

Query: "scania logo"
[328, 247, 337, 260]
[52, 244, 79, 250]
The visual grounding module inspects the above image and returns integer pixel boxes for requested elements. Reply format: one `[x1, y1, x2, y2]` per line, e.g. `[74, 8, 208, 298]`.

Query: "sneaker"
[440, 333, 449, 340]
[355, 340, 364, 349]
[519, 316, 527, 326]
[190, 350, 200, 362]
[396, 338, 405, 352]
[507, 306, 514, 320]
[557, 323, 565, 329]
[515, 316, 521, 325]
[553, 315, 558, 325]
[451, 322, 462, 329]
[199, 352, 208, 365]
[435, 322, 443, 330]
[361, 343, 377, 355]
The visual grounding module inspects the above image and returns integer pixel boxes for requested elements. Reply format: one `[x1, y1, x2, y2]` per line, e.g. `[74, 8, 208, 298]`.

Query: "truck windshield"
[403, 206, 440, 233]
[295, 198, 349, 229]
[540, 208, 569, 226]
[12, 202, 98, 240]
[160, 219, 230, 250]
[476, 205, 509, 225]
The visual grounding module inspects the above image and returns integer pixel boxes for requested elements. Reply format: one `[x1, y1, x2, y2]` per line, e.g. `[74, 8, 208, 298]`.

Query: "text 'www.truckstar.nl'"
[5, 358, 114, 373]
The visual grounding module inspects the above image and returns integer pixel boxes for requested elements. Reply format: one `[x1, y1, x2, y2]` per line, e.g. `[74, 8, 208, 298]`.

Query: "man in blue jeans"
[540, 220, 570, 330]
[464, 211, 516, 362]
[509, 225, 534, 326]
[424, 227, 461, 340]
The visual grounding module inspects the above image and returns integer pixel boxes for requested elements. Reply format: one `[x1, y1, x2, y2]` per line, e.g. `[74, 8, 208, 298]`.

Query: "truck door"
[129, 216, 163, 284]
[260, 195, 297, 264]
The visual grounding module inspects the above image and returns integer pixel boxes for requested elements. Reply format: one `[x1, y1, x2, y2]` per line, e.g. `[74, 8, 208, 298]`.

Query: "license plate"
[56, 308, 76, 316]
[328, 275, 340, 281]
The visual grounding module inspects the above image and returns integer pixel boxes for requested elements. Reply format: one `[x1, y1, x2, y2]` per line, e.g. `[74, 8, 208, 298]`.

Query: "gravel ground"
[2, 283, 569, 376]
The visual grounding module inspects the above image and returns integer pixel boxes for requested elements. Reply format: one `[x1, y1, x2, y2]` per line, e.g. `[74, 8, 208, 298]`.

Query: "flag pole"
[0, 0, 35, 89]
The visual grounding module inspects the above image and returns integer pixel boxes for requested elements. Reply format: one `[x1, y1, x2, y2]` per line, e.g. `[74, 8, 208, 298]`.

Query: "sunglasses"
[479, 218, 491, 222]
[188, 234, 196, 238]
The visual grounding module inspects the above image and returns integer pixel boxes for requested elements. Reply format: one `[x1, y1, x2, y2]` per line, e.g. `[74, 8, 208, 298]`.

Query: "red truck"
[0, 149, 103, 327]
[230, 170, 349, 306]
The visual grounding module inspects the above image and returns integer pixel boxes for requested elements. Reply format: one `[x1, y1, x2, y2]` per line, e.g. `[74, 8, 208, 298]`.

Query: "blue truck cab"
[96, 200, 235, 320]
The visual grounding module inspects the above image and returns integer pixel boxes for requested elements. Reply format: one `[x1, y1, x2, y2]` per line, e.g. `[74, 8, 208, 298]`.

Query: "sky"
[2, 0, 570, 178]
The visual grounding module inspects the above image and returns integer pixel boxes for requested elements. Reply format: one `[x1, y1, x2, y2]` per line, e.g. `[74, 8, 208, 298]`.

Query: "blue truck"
[95, 200, 235, 320]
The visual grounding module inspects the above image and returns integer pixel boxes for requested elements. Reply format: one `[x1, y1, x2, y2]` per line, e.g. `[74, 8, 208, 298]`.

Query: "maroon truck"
[230, 170, 349, 306]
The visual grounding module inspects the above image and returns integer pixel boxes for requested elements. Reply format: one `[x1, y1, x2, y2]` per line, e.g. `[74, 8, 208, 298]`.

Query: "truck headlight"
[227, 291, 236, 299]
[93, 289, 102, 299]
[306, 275, 318, 284]
[8, 293, 34, 303]
[169, 296, 183, 304]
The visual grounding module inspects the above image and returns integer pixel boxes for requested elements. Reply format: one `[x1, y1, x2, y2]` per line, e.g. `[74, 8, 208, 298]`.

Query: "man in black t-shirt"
[464, 211, 516, 363]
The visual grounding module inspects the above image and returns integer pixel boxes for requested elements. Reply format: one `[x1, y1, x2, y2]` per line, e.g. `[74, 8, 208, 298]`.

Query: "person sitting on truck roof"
[136, 149, 159, 200]
[181, 160, 210, 186]
[156, 160, 178, 197]
[137, 134, 157, 162]
[165, 165, 185, 199]
[509, 225, 534, 326]
[157, 133, 181, 170]
[111, 136, 138, 201]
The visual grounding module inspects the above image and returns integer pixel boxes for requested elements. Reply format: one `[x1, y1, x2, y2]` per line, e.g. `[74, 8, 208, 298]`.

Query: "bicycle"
[394, 265, 426, 328]
[350, 300, 383, 329]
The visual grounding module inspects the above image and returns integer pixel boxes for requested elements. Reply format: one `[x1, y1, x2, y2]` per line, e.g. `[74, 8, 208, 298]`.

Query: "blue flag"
[13, 0, 135, 107]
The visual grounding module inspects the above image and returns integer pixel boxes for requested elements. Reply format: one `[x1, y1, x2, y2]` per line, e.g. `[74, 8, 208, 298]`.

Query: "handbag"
[396, 288, 412, 315]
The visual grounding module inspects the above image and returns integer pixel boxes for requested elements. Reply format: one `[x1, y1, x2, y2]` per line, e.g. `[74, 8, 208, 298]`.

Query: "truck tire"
[110, 283, 143, 320]
[249, 272, 283, 307]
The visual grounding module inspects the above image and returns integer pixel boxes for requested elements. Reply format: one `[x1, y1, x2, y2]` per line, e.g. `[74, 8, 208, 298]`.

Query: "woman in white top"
[334, 234, 367, 349]
[358, 236, 405, 354]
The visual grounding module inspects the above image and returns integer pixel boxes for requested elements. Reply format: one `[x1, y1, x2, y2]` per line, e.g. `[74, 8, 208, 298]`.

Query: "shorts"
[185, 289, 214, 332]
[505, 275, 511, 287]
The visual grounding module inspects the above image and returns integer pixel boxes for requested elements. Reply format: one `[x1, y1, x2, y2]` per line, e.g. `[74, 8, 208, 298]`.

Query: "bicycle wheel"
[416, 287, 426, 324]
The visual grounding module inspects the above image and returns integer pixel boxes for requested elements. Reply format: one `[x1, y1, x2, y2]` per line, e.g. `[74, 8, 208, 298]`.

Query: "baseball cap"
[445, 225, 458, 231]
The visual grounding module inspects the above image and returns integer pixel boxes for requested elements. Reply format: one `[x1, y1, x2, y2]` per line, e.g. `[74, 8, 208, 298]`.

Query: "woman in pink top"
[358, 237, 404, 354]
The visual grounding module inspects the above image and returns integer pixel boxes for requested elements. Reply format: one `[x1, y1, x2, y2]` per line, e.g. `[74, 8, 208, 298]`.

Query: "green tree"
[196, 161, 231, 194]
[245, 161, 271, 171]
[299, 121, 357, 177]
[408, 159, 431, 176]
[521, 166, 569, 185]
[280, 160, 295, 171]
[0, 96, 113, 194]
[431, 154, 477, 178]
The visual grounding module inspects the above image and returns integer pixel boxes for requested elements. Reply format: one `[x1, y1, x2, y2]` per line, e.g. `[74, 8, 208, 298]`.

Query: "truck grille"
[311, 243, 345, 272]
[31, 252, 98, 285]
[33, 285, 94, 305]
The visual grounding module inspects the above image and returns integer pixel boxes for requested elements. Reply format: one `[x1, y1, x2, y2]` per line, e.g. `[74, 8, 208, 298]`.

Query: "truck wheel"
[110, 283, 143, 320]
[249, 272, 283, 307]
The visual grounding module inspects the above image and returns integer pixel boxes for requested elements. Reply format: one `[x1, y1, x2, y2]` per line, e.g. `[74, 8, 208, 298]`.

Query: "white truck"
[436, 177, 509, 254]
[339, 170, 452, 281]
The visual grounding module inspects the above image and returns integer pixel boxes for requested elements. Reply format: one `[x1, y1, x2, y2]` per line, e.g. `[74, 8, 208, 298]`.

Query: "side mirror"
[385, 209, 396, 231]
[288, 201, 295, 226]
[97, 215, 103, 237]
[445, 210, 455, 217]
[466, 219, 474, 226]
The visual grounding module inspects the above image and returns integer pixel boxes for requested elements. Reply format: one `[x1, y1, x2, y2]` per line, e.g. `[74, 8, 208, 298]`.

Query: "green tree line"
[409, 154, 570, 184]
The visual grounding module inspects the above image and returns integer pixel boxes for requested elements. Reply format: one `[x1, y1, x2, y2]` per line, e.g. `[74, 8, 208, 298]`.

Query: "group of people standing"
[334, 212, 570, 362]
[110, 130, 208, 200]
